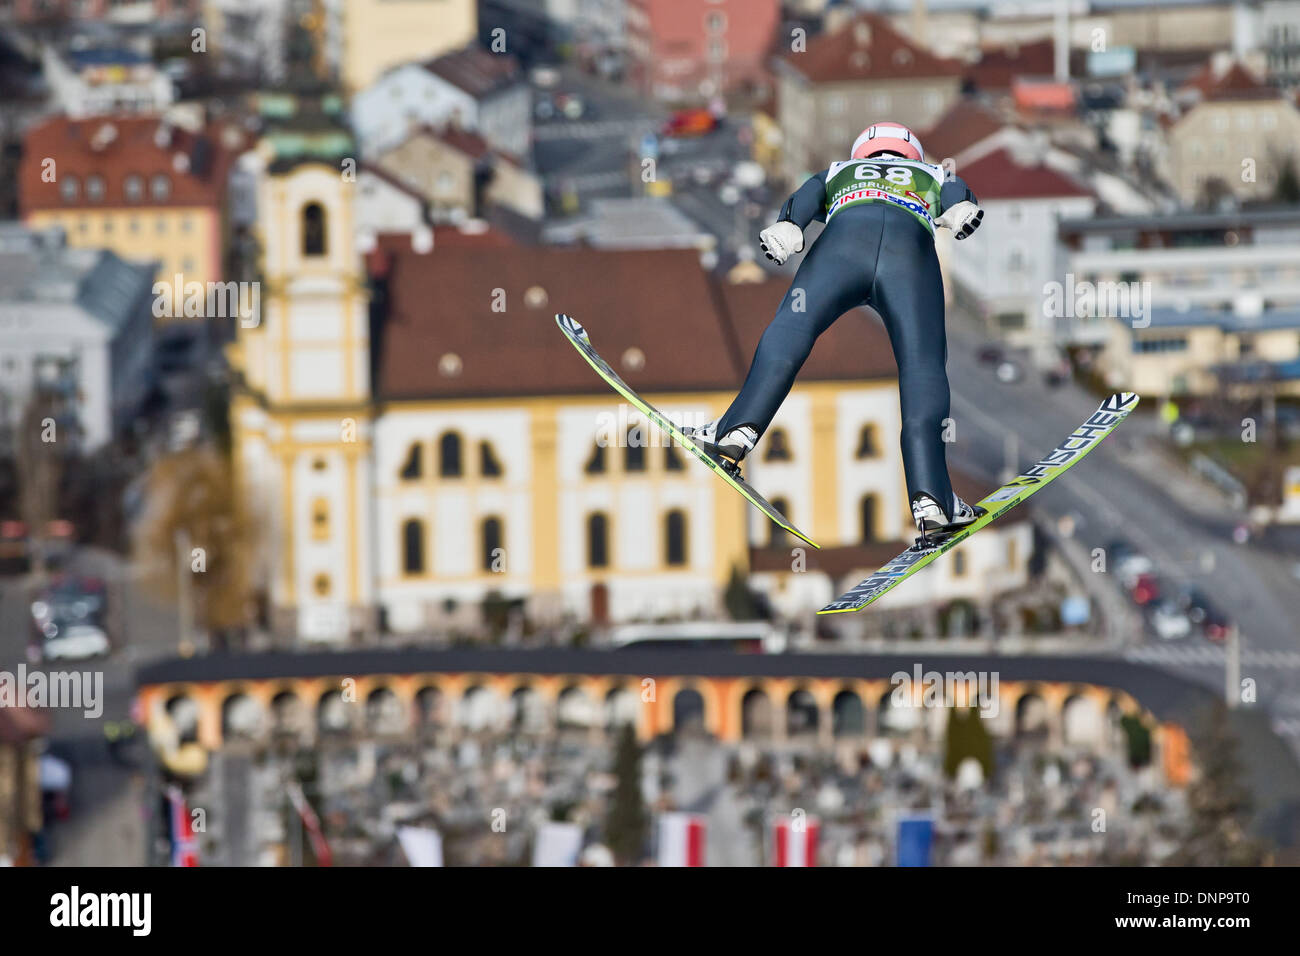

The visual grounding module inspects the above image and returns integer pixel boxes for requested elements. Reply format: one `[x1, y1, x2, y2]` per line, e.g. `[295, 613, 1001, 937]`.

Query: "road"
[942, 314, 1300, 743]
[1, 547, 180, 864]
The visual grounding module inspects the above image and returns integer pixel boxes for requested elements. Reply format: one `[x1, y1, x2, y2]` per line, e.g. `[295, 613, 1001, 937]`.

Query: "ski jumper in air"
[686, 123, 987, 535]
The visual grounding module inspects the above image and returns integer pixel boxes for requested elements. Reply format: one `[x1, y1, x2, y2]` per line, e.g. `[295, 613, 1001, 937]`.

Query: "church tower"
[229, 103, 374, 643]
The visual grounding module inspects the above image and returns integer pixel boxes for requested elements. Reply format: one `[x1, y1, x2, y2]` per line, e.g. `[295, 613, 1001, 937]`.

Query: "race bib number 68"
[854, 164, 914, 186]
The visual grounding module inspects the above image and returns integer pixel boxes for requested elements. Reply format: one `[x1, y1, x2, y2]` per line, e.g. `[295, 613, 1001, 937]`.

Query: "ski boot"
[682, 420, 757, 478]
[911, 492, 986, 549]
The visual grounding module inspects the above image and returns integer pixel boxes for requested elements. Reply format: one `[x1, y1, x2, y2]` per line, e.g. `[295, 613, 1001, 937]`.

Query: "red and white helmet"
[852, 123, 924, 162]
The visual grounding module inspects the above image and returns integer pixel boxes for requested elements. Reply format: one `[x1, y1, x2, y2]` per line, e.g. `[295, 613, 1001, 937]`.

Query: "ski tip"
[555, 313, 589, 343]
[1103, 391, 1140, 413]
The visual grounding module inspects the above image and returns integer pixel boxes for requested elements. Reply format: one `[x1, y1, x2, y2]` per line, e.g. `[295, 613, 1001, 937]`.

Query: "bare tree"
[134, 446, 257, 639]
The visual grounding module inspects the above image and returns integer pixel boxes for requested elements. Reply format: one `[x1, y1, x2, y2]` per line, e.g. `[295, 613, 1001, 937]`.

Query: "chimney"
[1053, 0, 1069, 82]
[412, 225, 433, 254]
[90, 122, 118, 151]
[911, 0, 929, 48]
[825, 7, 855, 35]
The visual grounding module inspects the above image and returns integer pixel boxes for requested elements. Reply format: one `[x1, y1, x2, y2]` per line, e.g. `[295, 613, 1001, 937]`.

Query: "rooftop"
[19, 115, 241, 213]
[959, 147, 1092, 200]
[542, 198, 714, 250]
[0, 225, 155, 330]
[917, 99, 1006, 163]
[1060, 206, 1300, 234]
[421, 44, 522, 97]
[1127, 304, 1300, 334]
[374, 245, 898, 401]
[778, 13, 963, 85]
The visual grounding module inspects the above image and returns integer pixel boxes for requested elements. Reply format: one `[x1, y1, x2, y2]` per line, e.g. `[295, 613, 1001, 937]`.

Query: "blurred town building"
[1057, 205, 1300, 351]
[0, 223, 156, 451]
[1163, 58, 1300, 204]
[350, 44, 530, 161]
[773, 14, 965, 185]
[41, 43, 174, 118]
[202, 0, 291, 85]
[18, 114, 245, 293]
[310, 0, 478, 93]
[624, 0, 781, 102]
[365, 124, 543, 224]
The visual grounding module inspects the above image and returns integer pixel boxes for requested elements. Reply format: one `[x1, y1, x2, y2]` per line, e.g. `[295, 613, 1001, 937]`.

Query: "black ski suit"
[717, 166, 979, 518]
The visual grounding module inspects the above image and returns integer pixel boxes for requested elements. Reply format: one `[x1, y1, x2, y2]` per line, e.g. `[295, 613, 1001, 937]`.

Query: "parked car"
[30, 574, 108, 654]
[1130, 573, 1161, 607]
[977, 345, 1003, 365]
[1108, 539, 1154, 588]
[1151, 600, 1192, 640]
[1201, 606, 1232, 642]
[39, 618, 110, 661]
[995, 360, 1022, 384]
[661, 108, 717, 137]
[0, 520, 31, 575]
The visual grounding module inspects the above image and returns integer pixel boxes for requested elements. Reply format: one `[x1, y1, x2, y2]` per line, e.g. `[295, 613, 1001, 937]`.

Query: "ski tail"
[817, 391, 1140, 614]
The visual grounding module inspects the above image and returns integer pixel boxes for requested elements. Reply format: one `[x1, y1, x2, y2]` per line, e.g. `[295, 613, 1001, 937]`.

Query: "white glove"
[759, 221, 804, 265]
[935, 200, 984, 240]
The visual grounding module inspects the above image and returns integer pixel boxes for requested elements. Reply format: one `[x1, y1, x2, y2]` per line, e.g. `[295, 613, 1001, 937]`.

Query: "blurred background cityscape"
[1, 0, 1299, 867]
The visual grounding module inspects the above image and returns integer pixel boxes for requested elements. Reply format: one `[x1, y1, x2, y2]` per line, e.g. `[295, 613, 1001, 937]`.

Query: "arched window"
[587, 513, 609, 568]
[856, 424, 880, 458]
[439, 432, 462, 477]
[482, 517, 503, 572]
[402, 519, 425, 574]
[624, 432, 646, 472]
[664, 443, 684, 471]
[584, 443, 606, 475]
[860, 494, 878, 543]
[400, 442, 422, 480]
[764, 427, 792, 462]
[665, 510, 688, 566]
[479, 441, 503, 477]
[302, 202, 327, 256]
[769, 497, 791, 548]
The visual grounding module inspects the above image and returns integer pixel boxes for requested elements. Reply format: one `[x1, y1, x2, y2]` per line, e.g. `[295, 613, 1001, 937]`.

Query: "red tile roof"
[1182, 61, 1277, 101]
[917, 99, 1006, 164]
[19, 115, 239, 214]
[422, 44, 522, 97]
[779, 13, 963, 84]
[959, 147, 1092, 200]
[376, 246, 898, 400]
[965, 38, 1057, 92]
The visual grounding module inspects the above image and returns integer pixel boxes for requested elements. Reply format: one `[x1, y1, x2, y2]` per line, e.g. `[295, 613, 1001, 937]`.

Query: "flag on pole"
[532, 821, 584, 867]
[772, 815, 819, 867]
[287, 781, 333, 867]
[397, 826, 444, 867]
[897, 814, 934, 867]
[166, 785, 199, 867]
[657, 812, 706, 867]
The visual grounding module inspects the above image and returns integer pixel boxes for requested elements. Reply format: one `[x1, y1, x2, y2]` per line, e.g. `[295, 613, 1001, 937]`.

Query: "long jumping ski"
[556, 313, 820, 549]
[819, 391, 1140, 614]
